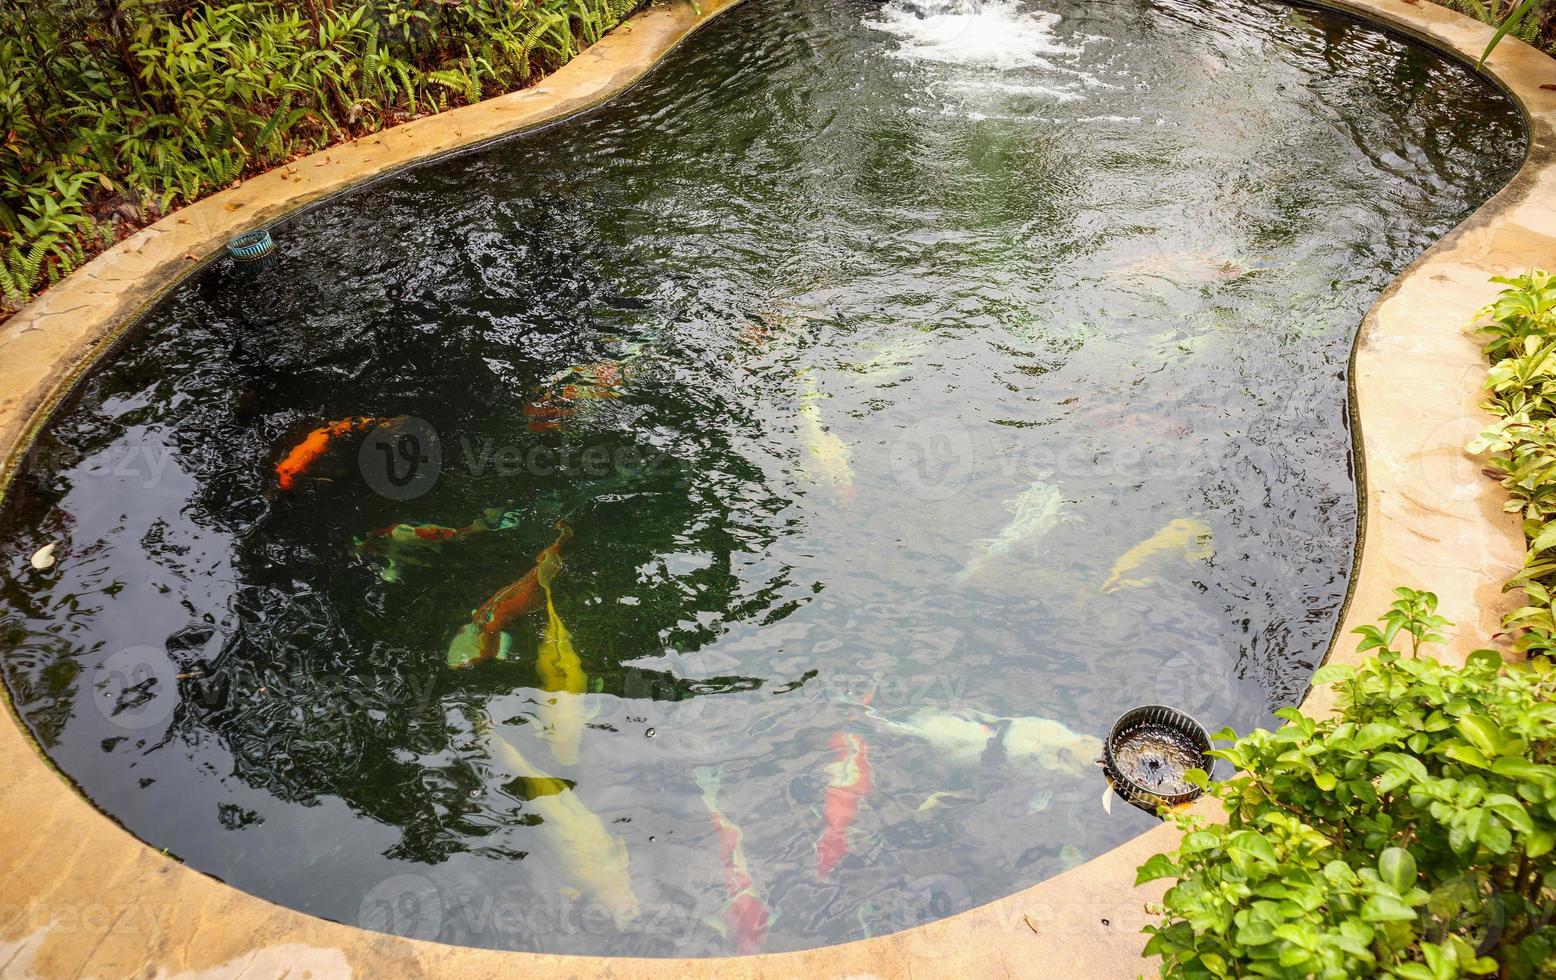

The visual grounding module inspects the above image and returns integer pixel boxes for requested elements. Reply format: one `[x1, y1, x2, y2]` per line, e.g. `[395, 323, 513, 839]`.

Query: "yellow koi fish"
[535, 549, 587, 767]
[484, 724, 639, 918]
[797, 370, 854, 504]
[1100, 518, 1215, 593]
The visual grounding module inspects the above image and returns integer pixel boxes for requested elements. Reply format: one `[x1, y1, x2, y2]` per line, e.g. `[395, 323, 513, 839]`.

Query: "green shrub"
[1138, 590, 1556, 979]
[1468, 269, 1556, 656]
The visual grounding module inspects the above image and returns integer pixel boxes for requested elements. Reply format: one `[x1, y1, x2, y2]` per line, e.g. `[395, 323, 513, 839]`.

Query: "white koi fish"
[859, 705, 1101, 779]
[846, 333, 932, 382]
[955, 476, 1065, 585]
[484, 724, 639, 918]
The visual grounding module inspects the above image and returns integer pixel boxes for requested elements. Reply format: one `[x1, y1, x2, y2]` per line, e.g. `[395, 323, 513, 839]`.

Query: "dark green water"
[0, 0, 1524, 955]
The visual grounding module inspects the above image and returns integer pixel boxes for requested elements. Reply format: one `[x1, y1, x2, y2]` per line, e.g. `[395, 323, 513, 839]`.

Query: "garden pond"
[0, 0, 1526, 956]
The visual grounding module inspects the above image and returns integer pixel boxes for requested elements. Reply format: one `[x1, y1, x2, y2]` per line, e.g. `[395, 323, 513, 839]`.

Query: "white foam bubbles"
[863, 0, 1081, 69]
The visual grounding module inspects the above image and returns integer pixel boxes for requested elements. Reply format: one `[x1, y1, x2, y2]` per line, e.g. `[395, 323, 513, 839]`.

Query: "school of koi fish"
[260, 330, 1217, 954]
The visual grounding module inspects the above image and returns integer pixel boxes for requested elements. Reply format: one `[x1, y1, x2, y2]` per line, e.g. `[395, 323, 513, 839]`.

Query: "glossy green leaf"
[1378, 848, 1417, 893]
[1456, 715, 1506, 756]
[1479, 0, 1545, 66]
[1360, 894, 1418, 923]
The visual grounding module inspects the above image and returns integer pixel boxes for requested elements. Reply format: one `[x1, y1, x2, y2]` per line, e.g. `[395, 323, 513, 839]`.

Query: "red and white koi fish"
[446, 521, 571, 669]
[356, 507, 524, 582]
[816, 731, 873, 881]
[275, 416, 404, 490]
[363, 507, 523, 546]
[523, 359, 632, 433]
[693, 766, 770, 955]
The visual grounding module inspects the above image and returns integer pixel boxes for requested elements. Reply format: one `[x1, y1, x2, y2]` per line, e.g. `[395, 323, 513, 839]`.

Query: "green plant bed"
[0, 0, 643, 314]
[1137, 590, 1556, 978]
[1468, 270, 1556, 657]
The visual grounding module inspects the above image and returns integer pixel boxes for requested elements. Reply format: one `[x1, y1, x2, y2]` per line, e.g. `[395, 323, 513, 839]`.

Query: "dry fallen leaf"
[183, 253, 197, 261]
[1023, 914, 1039, 935]
[223, 202, 244, 212]
[1543, 83, 1556, 91]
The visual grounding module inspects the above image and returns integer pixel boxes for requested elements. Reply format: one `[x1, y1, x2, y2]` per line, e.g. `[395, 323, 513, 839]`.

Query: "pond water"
[0, 0, 1524, 956]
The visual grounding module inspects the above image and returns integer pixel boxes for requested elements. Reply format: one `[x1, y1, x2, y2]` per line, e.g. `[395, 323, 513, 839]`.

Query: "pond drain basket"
[226, 229, 275, 264]
[1102, 704, 1213, 815]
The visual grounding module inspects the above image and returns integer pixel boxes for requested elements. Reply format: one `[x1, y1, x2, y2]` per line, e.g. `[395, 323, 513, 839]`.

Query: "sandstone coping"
[0, 0, 1553, 975]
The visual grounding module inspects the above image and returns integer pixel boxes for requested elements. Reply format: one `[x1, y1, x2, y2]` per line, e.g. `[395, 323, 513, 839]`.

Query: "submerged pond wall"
[0, 0, 1552, 974]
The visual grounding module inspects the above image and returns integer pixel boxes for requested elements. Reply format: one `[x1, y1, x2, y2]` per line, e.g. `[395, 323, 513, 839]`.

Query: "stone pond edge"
[0, 0, 1552, 975]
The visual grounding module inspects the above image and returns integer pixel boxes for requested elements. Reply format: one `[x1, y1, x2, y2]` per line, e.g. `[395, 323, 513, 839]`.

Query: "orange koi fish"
[447, 521, 572, 670]
[694, 767, 770, 955]
[574, 360, 626, 389]
[816, 731, 873, 881]
[275, 416, 403, 490]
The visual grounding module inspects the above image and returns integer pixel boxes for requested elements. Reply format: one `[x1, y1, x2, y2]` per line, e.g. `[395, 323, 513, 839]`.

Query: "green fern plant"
[0, 239, 53, 306]
[0, 0, 650, 314]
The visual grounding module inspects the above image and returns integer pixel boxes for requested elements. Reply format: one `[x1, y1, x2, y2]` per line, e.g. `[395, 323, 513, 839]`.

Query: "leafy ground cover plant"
[1468, 269, 1556, 657]
[1138, 590, 1556, 979]
[1, 0, 643, 315]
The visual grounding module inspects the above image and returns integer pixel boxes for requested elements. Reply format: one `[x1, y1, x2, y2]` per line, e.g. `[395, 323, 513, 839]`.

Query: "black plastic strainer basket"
[1102, 704, 1213, 815]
